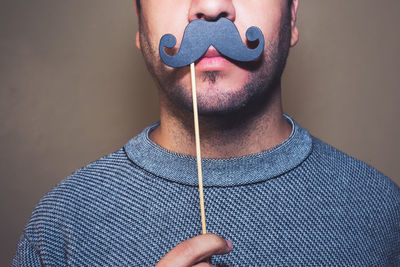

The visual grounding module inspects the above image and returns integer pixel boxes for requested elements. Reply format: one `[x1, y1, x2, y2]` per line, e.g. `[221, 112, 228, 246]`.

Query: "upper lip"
[203, 47, 222, 58]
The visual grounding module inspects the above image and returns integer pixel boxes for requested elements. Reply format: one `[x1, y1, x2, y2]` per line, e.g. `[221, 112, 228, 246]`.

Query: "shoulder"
[40, 147, 136, 206]
[310, 136, 393, 181]
[305, 137, 400, 258]
[23, 147, 145, 242]
[18, 136, 165, 265]
[307, 136, 400, 212]
[20, 146, 155, 264]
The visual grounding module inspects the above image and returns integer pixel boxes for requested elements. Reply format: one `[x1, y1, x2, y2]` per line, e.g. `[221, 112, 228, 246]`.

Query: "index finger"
[156, 234, 232, 267]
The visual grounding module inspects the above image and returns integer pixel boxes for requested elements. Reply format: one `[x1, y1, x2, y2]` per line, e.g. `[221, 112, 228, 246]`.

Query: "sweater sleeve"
[12, 233, 42, 267]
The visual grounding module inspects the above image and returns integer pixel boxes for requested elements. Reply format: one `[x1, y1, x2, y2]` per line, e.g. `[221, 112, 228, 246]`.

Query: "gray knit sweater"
[13, 117, 400, 266]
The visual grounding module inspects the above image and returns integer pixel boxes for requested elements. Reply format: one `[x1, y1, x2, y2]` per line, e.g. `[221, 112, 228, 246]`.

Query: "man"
[13, 0, 400, 266]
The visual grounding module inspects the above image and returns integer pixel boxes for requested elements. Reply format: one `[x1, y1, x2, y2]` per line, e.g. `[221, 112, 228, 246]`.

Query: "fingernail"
[225, 239, 232, 250]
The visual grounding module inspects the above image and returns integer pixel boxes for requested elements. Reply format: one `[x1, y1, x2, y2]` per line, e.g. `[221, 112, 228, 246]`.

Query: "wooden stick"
[190, 62, 207, 235]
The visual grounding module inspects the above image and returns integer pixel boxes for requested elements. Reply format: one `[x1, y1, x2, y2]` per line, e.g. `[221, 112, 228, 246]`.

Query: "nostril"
[219, 12, 228, 19]
[197, 11, 229, 21]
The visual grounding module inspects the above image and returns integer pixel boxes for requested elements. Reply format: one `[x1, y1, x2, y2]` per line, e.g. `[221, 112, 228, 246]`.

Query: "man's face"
[136, 0, 298, 115]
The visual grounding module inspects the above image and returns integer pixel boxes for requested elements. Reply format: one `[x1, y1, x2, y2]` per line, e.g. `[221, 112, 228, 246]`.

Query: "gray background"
[1, 0, 399, 265]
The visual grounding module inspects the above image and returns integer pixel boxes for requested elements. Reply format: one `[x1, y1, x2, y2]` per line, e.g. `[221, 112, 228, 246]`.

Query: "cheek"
[227, 68, 251, 87]
[234, 1, 285, 43]
[142, 2, 190, 51]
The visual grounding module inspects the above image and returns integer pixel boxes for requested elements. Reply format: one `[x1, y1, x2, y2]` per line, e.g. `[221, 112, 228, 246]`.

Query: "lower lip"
[195, 56, 231, 71]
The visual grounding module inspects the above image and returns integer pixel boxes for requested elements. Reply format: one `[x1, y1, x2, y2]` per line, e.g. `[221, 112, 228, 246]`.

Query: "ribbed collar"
[124, 115, 312, 187]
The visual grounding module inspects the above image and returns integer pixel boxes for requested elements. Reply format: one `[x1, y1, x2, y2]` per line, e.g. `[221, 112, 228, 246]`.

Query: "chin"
[196, 90, 255, 117]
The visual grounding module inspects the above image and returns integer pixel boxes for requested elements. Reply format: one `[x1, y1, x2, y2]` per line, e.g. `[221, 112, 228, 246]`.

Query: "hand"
[156, 233, 233, 267]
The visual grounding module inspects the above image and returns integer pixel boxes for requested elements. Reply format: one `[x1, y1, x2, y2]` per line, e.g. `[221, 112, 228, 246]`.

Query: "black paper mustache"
[159, 18, 265, 68]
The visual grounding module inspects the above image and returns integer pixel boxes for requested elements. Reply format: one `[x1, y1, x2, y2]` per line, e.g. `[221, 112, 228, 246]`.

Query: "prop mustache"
[159, 18, 265, 68]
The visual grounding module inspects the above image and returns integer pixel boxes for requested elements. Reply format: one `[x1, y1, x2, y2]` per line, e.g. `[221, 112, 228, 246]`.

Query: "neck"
[149, 85, 291, 159]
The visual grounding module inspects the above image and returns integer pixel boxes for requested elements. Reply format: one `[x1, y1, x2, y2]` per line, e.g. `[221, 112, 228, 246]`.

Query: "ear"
[290, 0, 299, 47]
[136, 31, 141, 51]
[134, 0, 140, 17]
[134, 1, 142, 51]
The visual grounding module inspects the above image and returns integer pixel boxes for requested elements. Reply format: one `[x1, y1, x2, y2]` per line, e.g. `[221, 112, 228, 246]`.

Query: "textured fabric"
[13, 117, 400, 266]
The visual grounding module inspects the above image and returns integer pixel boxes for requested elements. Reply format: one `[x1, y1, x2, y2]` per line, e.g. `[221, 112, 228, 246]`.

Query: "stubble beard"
[140, 14, 291, 121]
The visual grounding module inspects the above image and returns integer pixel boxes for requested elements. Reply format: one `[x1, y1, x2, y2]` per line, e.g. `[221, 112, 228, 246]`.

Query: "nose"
[188, 0, 236, 22]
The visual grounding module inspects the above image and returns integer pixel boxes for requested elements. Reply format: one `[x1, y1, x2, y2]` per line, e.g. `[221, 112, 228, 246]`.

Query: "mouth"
[195, 47, 231, 71]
